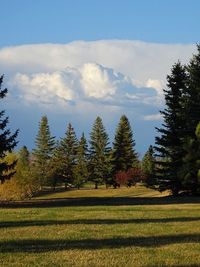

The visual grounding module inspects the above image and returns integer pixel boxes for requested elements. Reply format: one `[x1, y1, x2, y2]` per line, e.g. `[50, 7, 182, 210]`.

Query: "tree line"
[0, 107, 143, 199]
[0, 45, 200, 199]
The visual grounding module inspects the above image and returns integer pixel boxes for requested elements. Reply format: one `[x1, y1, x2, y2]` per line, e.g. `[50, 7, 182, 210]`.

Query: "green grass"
[0, 185, 200, 267]
[34, 184, 168, 199]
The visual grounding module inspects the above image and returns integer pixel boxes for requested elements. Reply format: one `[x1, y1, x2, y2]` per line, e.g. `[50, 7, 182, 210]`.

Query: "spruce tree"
[179, 45, 200, 194]
[54, 123, 78, 188]
[154, 62, 187, 195]
[89, 117, 110, 189]
[74, 133, 89, 189]
[112, 115, 138, 174]
[184, 45, 200, 138]
[32, 115, 55, 187]
[0, 75, 18, 183]
[142, 145, 156, 187]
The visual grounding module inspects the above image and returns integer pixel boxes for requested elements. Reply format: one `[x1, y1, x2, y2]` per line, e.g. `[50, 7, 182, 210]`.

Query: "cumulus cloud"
[12, 68, 80, 104]
[80, 63, 118, 98]
[11, 63, 160, 109]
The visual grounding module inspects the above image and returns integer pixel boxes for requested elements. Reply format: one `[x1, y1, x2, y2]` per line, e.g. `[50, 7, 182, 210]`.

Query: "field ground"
[0, 185, 200, 267]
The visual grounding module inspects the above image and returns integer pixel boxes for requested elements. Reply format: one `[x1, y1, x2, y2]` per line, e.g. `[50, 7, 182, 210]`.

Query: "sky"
[0, 0, 200, 156]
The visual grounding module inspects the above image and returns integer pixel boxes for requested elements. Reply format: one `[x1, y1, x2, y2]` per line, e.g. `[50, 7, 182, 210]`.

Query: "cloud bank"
[0, 40, 194, 110]
[11, 63, 159, 109]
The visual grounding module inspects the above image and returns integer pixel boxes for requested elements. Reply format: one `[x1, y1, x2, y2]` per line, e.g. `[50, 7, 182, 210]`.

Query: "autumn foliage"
[115, 167, 145, 187]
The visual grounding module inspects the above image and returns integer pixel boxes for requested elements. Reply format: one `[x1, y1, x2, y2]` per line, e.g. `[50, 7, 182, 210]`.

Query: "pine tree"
[89, 117, 110, 189]
[0, 75, 18, 184]
[54, 123, 78, 188]
[154, 62, 187, 195]
[32, 115, 55, 187]
[142, 145, 156, 187]
[112, 115, 138, 174]
[74, 133, 89, 189]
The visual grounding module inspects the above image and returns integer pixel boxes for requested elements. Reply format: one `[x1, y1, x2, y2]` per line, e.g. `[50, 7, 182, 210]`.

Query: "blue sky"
[1, 0, 200, 46]
[0, 0, 199, 156]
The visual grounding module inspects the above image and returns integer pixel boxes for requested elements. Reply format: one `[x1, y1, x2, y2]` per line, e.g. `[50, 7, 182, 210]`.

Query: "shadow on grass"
[169, 266, 200, 267]
[0, 196, 200, 208]
[0, 234, 200, 253]
[1, 217, 200, 228]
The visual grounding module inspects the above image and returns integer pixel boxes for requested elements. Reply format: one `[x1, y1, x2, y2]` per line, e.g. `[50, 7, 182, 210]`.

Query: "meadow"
[0, 185, 200, 267]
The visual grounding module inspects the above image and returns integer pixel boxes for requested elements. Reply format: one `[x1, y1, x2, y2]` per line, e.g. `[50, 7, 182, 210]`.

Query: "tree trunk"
[65, 182, 68, 190]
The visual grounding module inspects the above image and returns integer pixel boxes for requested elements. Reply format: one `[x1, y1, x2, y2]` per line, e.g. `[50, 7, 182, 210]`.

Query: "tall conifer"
[32, 115, 55, 187]
[74, 133, 89, 189]
[54, 123, 78, 188]
[89, 117, 110, 189]
[112, 115, 138, 173]
[154, 62, 187, 195]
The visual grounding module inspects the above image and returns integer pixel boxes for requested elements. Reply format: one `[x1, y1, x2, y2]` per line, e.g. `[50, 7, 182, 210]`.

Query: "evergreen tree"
[179, 45, 200, 194]
[184, 45, 200, 138]
[112, 115, 138, 174]
[32, 115, 55, 187]
[18, 146, 30, 168]
[154, 62, 187, 195]
[15, 146, 37, 198]
[74, 133, 89, 189]
[179, 122, 200, 195]
[48, 141, 63, 190]
[89, 117, 110, 189]
[0, 75, 18, 184]
[53, 123, 78, 188]
[142, 145, 156, 187]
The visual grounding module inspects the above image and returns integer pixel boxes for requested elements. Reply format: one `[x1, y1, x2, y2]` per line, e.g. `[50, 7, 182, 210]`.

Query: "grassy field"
[0, 185, 200, 267]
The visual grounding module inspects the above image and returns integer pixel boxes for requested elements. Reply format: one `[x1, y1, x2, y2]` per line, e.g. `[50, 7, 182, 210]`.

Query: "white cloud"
[11, 63, 160, 108]
[146, 78, 165, 95]
[0, 40, 195, 80]
[12, 71, 77, 104]
[0, 40, 195, 110]
[144, 113, 162, 121]
[80, 63, 118, 98]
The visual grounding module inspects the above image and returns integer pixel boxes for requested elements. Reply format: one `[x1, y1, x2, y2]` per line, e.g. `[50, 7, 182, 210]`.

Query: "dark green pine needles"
[32, 116, 55, 187]
[112, 115, 138, 173]
[89, 117, 110, 189]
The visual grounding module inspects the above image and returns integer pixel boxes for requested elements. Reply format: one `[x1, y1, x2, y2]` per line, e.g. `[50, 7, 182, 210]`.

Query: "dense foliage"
[0, 75, 18, 184]
[154, 45, 200, 195]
